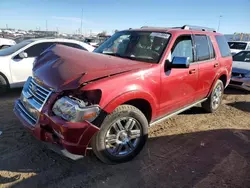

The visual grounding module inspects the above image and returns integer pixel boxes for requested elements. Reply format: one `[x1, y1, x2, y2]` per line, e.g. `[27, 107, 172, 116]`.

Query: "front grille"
[16, 101, 36, 125]
[230, 80, 243, 86]
[17, 77, 53, 125]
[27, 78, 51, 107]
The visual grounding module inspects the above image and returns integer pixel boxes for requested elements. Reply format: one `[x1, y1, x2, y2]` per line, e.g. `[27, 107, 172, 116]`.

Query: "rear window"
[215, 35, 231, 57]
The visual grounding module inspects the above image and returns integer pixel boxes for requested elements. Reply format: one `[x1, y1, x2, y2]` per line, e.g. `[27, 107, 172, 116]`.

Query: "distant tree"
[98, 31, 107, 36]
[114, 29, 119, 33]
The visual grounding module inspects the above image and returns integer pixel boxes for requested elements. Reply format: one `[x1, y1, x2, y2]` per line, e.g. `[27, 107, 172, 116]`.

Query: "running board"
[150, 98, 207, 127]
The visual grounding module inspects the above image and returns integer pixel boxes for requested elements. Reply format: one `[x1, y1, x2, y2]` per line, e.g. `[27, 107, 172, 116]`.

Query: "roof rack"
[140, 25, 216, 32]
[182, 25, 216, 32]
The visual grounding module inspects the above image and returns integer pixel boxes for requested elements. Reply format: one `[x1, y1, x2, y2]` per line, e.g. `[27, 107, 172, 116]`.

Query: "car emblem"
[31, 85, 38, 93]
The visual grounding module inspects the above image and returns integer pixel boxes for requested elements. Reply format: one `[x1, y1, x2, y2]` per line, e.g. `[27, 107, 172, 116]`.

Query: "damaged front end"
[14, 76, 101, 159]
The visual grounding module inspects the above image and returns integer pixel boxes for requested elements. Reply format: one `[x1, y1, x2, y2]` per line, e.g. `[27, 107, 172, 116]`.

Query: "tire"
[202, 80, 224, 113]
[91, 105, 148, 164]
[0, 75, 9, 94]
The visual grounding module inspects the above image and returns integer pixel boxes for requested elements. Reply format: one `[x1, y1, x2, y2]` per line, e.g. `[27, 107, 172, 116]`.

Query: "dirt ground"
[0, 88, 250, 188]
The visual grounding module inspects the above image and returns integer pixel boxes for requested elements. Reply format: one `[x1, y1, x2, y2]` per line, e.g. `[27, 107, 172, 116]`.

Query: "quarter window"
[194, 35, 210, 61]
[215, 35, 231, 57]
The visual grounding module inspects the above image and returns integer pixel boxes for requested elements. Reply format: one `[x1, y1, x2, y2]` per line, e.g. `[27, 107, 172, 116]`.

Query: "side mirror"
[166, 56, 190, 69]
[19, 52, 28, 59]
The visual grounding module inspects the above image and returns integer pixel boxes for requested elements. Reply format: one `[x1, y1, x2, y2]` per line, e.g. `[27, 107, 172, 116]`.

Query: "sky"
[0, 0, 250, 34]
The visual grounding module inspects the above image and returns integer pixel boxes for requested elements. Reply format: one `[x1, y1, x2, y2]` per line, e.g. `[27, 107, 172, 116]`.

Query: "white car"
[230, 50, 250, 91]
[0, 38, 16, 49]
[228, 41, 250, 55]
[0, 38, 95, 93]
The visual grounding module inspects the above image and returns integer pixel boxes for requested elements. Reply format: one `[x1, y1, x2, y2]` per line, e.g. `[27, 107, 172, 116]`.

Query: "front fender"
[101, 90, 157, 121]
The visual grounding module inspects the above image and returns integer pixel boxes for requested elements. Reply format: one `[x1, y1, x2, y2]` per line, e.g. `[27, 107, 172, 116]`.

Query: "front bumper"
[14, 99, 100, 157]
[229, 77, 250, 91]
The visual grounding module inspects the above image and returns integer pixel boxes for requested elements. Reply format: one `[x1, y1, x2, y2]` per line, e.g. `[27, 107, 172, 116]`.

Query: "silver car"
[230, 50, 250, 91]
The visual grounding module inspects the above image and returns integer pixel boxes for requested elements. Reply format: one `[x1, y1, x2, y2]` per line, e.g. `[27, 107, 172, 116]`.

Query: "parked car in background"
[14, 25, 232, 164]
[0, 38, 95, 93]
[230, 50, 250, 91]
[228, 41, 250, 55]
[0, 37, 16, 49]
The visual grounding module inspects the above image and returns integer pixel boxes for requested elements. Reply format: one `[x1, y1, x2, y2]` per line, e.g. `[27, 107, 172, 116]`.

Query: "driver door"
[10, 42, 53, 85]
[159, 35, 199, 117]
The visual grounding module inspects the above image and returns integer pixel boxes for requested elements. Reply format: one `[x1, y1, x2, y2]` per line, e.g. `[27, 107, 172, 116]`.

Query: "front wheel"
[202, 80, 224, 113]
[0, 75, 8, 94]
[91, 105, 148, 164]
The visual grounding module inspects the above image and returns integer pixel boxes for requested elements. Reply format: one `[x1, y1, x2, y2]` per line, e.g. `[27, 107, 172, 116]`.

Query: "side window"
[25, 42, 54, 57]
[194, 35, 210, 61]
[207, 36, 215, 59]
[59, 42, 86, 50]
[171, 35, 193, 63]
[215, 35, 231, 57]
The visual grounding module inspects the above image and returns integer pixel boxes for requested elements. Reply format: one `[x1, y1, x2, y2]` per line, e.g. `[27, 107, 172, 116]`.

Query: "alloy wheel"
[105, 117, 141, 157]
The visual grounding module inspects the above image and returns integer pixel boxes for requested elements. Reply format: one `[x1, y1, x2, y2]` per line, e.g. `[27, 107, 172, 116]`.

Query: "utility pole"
[46, 20, 48, 31]
[217, 15, 222, 31]
[6, 24, 8, 29]
[80, 8, 83, 35]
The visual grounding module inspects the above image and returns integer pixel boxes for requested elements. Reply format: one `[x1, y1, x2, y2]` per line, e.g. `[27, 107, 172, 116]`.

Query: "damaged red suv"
[14, 25, 232, 164]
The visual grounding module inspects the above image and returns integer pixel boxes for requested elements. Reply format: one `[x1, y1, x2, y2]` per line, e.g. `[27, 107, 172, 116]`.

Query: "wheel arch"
[207, 71, 228, 97]
[102, 91, 157, 123]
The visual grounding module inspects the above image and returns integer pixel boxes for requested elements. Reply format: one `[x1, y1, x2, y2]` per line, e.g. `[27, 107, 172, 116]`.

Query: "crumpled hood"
[33, 44, 152, 91]
[232, 61, 250, 74]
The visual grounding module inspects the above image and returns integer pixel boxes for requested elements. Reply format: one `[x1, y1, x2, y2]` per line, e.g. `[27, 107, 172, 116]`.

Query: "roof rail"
[140, 25, 216, 32]
[141, 26, 174, 30]
[182, 25, 216, 32]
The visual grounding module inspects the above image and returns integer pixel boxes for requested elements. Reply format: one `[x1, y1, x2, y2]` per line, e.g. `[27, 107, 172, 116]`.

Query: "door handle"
[214, 63, 219, 67]
[189, 69, 196, 74]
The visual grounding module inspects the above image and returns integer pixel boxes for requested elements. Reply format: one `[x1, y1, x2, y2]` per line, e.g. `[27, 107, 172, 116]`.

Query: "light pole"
[217, 15, 222, 31]
[80, 8, 83, 35]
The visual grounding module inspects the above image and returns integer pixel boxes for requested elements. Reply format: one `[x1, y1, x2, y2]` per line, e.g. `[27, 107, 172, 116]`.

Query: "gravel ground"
[0, 88, 250, 188]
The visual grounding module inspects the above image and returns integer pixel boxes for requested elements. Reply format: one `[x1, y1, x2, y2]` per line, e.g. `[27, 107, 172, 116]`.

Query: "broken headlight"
[52, 96, 100, 122]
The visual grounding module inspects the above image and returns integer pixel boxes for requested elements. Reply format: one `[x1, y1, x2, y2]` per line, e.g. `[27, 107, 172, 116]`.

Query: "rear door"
[193, 35, 219, 100]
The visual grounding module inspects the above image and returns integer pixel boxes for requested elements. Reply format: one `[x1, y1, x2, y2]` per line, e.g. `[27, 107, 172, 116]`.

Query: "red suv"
[14, 25, 232, 164]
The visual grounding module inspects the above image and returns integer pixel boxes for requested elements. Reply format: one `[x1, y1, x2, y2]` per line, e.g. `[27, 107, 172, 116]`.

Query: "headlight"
[52, 96, 100, 122]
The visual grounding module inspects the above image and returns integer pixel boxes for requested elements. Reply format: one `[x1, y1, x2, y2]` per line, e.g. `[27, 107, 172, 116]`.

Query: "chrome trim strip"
[31, 79, 50, 93]
[150, 98, 208, 127]
[27, 89, 44, 103]
[28, 85, 46, 99]
[16, 102, 36, 124]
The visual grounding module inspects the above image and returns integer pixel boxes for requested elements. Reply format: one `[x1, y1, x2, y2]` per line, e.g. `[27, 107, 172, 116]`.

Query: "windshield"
[228, 42, 247, 50]
[94, 31, 170, 63]
[233, 51, 250, 62]
[0, 40, 33, 56]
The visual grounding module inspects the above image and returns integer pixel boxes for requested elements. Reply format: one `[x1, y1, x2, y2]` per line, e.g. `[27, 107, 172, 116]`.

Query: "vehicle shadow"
[1, 128, 250, 188]
[0, 88, 22, 100]
[227, 102, 250, 112]
[224, 88, 250, 95]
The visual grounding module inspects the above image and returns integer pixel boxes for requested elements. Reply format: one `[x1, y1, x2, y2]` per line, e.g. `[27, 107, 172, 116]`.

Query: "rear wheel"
[0, 45, 10, 49]
[0, 75, 9, 94]
[91, 105, 148, 164]
[202, 80, 224, 113]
